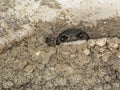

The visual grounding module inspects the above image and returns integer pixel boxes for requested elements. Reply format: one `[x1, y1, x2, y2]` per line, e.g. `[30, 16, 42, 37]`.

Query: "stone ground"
[0, 0, 120, 90]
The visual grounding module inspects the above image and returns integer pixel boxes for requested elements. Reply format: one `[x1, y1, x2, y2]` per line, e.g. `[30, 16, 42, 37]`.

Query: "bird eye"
[60, 35, 68, 42]
[76, 32, 84, 39]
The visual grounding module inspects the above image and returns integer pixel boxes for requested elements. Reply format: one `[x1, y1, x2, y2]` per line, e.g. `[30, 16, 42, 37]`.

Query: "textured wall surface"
[0, 0, 120, 52]
[0, 0, 120, 90]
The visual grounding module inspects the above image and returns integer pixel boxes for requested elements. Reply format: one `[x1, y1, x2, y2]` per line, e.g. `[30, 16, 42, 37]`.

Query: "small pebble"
[84, 49, 90, 55]
[96, 38, 107, 47]
[36, 51, 41, 56]
[103, 21, 107, 24]
[88, 40, 96, 47]
[109, 42, 119, 49]
[107, 38, 119, 49]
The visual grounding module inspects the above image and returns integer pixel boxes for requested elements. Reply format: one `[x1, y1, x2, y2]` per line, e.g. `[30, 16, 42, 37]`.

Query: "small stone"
[109, 42, 119, 49]
[36, 51, 41, 56]
[103, 21, 107, 24]
[96, 38, 107, 47]
[107, 38, 119, 49]
[88, 40, 96, 47]
[84, 49, 90, 55]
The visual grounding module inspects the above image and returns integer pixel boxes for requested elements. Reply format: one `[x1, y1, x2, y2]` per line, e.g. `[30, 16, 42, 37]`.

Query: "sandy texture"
[0, 0, 120, 90]
[0, 21, 120, 90]
[0, 0, 120, 53]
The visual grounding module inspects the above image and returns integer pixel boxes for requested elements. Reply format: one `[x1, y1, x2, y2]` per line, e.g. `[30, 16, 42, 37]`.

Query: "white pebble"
[84, 49, 90, 55]
[96, 38, 107, 47]
[36, 51, 41, 56]
[88, 40, 96, 47]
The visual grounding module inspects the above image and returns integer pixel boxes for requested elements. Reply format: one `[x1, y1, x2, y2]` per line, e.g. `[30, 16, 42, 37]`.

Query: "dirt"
[0, 18, 120, 90]
[0, 0, 120, 90]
